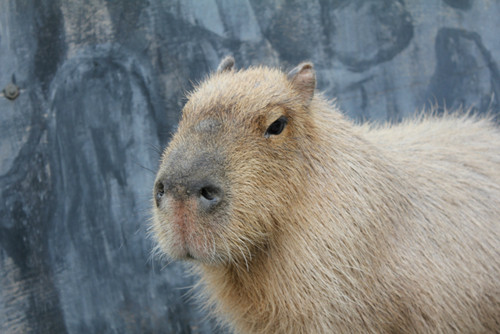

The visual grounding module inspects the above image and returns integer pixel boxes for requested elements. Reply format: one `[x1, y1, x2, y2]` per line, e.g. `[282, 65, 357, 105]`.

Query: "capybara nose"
[154, 177, 223, 211]
[197, 182, 223, 212]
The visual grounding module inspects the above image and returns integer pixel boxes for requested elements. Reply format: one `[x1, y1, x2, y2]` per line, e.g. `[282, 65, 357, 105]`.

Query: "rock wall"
[0, 1, 499, 333]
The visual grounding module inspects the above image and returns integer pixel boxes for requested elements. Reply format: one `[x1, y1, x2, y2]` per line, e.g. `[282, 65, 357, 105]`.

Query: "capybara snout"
[152, 132, 234, 263]
[154, 147, 226, 212]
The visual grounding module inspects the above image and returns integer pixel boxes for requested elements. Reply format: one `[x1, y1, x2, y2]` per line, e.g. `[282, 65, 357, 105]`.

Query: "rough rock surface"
[0, 1, 499, 333]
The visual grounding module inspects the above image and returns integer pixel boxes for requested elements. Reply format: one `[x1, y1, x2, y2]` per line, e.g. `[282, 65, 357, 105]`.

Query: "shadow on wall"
[427, 28, 500, 116]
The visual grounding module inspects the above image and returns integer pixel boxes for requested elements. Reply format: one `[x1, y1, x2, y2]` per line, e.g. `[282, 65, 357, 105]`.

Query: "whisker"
[134, 161, 157, 175]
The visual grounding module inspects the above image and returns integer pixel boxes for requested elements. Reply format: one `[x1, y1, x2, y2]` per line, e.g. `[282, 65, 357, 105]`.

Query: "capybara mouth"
[161, 196, 220, 262]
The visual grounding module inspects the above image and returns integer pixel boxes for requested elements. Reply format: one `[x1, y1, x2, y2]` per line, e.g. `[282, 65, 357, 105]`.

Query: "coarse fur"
[152, 60, 500, 333]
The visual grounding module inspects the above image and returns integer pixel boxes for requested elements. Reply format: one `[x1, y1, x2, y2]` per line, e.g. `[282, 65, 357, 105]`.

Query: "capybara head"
[152, 57, 317, 267]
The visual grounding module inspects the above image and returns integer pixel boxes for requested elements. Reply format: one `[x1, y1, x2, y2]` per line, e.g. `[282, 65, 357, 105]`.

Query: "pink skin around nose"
[167, 196, 210, 260]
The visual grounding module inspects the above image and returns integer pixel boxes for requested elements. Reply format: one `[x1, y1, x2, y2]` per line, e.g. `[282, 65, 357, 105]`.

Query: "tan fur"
[152, 62, 500, 333]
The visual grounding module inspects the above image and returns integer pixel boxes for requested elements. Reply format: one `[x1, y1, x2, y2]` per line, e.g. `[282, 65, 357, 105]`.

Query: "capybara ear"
[287, 62, 316, 103]
[217, 56, 235, 73]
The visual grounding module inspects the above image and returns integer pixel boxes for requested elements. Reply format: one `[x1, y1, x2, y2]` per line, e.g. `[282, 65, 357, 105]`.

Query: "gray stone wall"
[0, 1, 498, 333]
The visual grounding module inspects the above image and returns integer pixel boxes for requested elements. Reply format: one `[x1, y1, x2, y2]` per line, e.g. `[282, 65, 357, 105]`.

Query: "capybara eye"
[265, 116, 288, 137]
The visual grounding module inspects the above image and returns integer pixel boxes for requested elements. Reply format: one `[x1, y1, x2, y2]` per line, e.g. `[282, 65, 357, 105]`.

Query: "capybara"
[152, 57, 500, 333]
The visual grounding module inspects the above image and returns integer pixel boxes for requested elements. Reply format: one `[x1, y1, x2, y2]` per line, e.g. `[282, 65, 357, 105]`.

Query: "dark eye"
[265, 116, 288, 138]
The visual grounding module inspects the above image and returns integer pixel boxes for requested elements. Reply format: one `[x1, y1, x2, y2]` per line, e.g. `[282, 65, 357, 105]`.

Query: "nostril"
[155, 181, 165, 207]
[198, 185, 222, 210]
[200, 186, 217, 201]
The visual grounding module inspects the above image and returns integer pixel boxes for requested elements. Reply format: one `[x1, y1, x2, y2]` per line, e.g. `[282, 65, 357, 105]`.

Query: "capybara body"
[152, 58, 500, 333]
